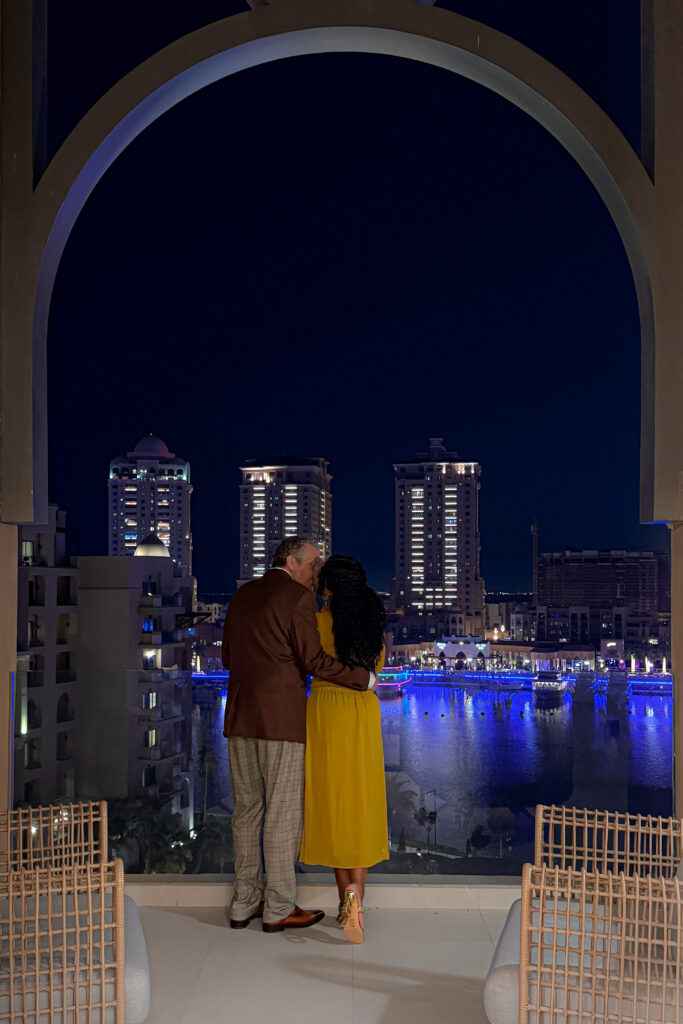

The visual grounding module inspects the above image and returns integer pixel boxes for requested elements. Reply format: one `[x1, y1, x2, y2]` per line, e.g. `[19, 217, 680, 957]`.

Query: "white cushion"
[124, 895, 150, 1024]
[483, 899, 521, 1024]
[484, 895, 683, 1024]
[0, 892, 150, 1024]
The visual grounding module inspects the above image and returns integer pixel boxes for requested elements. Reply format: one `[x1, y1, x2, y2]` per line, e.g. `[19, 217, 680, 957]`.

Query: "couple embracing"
[220, 536, 387, 944]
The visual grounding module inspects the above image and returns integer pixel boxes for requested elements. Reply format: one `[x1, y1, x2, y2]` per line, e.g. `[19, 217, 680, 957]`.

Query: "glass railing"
[174, 667, 673, 876]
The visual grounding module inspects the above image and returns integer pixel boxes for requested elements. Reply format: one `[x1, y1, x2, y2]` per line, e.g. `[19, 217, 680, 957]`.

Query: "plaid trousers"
[228, 736, 305, 923]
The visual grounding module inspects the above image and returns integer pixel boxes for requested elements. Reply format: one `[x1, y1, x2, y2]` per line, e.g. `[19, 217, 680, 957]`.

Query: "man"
[222, 535, 376, 932]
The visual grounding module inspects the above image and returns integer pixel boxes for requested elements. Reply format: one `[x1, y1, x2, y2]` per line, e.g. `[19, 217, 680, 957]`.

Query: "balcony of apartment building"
[24, 614, 45, 650]
[56, 691, 75, 724]
[56, 766, 76, 801]
[138, 729, 183, 763]
[141, 645, 190, 673]
[26, 697, 42, 731]
[26, 654, 45, 688]
[160, 701, 183, 722]
[141, 631, 162, 646]
[56, 611, 77, 646]
[157, 772, 184, 800]
[141, 613, 162, 645]
[19, 539, 46, 568]
[56, 649, 77, 683]
[23, 738, 41, 771]
[56, 573, 77, 606]
[137, 690, 183, 724]
[27, 574, 45, 606]
[138, 666, 167, 684]
[56, 729, 74, 763]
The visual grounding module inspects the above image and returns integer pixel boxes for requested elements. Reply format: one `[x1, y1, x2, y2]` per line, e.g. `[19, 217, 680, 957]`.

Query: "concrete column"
[672, 524, 683, 814]
[0, 524, 18, 813]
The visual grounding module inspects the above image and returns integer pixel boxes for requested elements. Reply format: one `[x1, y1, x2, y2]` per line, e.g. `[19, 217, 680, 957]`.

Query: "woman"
[299, 554, 388, 944]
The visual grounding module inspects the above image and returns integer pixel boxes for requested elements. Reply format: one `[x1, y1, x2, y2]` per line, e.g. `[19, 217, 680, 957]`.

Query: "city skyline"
[45, 0, 668, 594]
[61, 420, 672, 595]
[98, 430, 668, 600]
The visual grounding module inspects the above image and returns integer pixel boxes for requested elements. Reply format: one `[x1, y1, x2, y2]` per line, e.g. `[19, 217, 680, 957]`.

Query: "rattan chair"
[0, 801, 108, 875]
[484, 804, 683, 1024]
[0, 860, 125, 1024]
[0, 802, 150, 1024]
[519, 863, 683, 1024]
[534, 804, 683, 880]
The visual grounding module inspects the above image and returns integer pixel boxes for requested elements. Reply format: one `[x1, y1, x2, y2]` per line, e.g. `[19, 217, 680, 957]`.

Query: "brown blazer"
[221, 568, 369, 743]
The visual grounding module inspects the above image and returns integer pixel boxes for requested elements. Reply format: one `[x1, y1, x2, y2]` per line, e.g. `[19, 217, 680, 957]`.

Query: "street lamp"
[426, 788, 437, 847]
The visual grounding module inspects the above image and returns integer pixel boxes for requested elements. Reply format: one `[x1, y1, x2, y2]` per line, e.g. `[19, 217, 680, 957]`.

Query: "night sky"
[46, 0, 667, 595]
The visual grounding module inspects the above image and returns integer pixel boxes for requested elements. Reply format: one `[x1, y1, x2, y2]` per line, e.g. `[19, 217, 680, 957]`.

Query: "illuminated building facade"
[239, 457, 332, 584]
[14, 505, 78, 807]
[77, 538, 194, 827]
[108, 435, 192, 574]
[394, 438, 484, 632]
[536, 548, 670, 650]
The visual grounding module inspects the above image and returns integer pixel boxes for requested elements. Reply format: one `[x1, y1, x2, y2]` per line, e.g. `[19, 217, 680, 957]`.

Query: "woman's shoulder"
[316, 605, 335, 652]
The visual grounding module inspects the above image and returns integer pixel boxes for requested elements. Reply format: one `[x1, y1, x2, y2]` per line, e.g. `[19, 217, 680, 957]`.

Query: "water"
[191, 678, 673, 873]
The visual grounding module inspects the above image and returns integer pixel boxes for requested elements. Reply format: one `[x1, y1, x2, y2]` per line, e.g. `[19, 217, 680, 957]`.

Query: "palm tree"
[196, 745, 218, 820]
[487, 805, 516, 859]
[193, 813, 234, 873]
[468, 823, 492, 857]
[108, 796, 192, 873]
[145, 810, 193, 873]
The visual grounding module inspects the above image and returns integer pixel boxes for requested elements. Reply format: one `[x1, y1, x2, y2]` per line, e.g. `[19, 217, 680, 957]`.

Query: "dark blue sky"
[46, 0, 667, 593]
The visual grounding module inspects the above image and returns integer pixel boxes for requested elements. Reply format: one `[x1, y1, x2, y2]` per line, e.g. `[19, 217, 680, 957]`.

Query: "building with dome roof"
[134, 533, 171, 558]
[108, 436, 192, 574]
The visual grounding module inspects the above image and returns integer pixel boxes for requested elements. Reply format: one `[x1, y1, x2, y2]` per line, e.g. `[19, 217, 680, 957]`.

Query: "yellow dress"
[299, 606, 388, 868]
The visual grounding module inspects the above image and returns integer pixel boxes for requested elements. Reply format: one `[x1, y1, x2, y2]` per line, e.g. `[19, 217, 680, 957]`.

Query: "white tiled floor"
[139, 903, 509, 1024]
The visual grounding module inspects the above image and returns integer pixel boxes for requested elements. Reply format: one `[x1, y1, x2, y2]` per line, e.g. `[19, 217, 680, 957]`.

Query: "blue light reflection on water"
[192, 681, 673, 864]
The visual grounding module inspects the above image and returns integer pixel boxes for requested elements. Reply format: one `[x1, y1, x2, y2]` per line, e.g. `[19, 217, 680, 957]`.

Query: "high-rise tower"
[239, 457, 332, 584]
[394, 438, 484, 630]
[108, 436, 192, 574]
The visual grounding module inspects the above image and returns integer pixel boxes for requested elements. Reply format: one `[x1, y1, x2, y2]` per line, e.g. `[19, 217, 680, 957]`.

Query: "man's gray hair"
[272, 536, 314, 567]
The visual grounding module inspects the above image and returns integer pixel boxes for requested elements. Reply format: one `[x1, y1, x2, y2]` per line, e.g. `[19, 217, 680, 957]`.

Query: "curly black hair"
[318, 554, 386, 672]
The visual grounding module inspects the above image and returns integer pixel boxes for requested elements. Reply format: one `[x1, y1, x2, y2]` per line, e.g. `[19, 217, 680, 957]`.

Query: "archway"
[1, 0, 681, 809]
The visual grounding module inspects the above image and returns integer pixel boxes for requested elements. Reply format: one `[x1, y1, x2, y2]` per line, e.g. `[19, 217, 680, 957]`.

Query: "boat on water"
[533, 669, 567, 705]
[376, 670, 411, 699]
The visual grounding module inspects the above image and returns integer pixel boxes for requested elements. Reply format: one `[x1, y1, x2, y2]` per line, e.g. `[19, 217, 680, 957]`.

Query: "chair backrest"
[520, 862, 683, 1024]
[0, 801, 108, 874]
[0, 859, 125, 1022]
[534, 803, 683, 878]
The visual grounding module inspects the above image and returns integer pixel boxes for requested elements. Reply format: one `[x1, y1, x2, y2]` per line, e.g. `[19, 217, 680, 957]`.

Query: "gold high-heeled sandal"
[341, 887, 365, 944]
[336, 900, 347, 925]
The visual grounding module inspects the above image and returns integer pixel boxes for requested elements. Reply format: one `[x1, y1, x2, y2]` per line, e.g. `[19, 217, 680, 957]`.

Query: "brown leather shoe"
[230, 902, 264, 929]
[262, 905, 325, 933]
